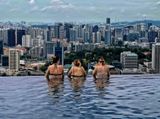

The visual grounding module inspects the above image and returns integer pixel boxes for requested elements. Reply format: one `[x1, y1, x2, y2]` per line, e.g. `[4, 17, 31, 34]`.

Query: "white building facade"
[120, 51, 138, 69]
[22, 35, 32, 48]
[9, 49, 20, 71]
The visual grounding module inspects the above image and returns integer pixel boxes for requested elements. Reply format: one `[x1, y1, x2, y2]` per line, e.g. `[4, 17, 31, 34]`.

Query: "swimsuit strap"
[71, 75, 84, 77]
[50, 74, 63, 76]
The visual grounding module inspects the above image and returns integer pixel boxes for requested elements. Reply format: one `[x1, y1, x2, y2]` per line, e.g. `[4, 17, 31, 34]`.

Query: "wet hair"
[98, 56, 105, 65]
[73, 59, 81, 67]
[98, 56, 105, 62]
[52, 56, 59, 64]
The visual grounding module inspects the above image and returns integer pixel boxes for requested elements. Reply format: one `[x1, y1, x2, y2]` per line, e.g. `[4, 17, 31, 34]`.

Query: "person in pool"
[68, 59, 86, 79]
[92, 56, 110, 81]
[68, 59, 86, 89]
[45, 56, 64, 88]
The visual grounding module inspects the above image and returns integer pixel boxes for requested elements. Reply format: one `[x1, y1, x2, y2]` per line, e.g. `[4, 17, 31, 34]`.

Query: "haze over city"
[0, 0, 160, 23]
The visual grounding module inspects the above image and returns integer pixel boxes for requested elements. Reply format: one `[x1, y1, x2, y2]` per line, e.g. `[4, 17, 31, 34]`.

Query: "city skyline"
[0, 0, 160, 23]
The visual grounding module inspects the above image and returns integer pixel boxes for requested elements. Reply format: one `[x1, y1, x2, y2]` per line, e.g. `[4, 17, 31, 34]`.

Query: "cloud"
[1, 0, 160, 22]
[50, 0, 64, 5]
[28, 0, 35, 5]
[120, 8, 126, 13]
[156, 1, 160, 5]
[40, 6, 53, 12]
[40, 0, 74, 12]
[88, 6, 96, 11]
[30, 5, 39, 12]
[0, 0, 10, 5]
[0, 0, 5, 2]
[50, 0, 74, 9]
[9, 8, 18, 12]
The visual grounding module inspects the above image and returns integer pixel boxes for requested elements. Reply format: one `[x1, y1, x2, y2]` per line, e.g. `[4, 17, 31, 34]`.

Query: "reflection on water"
[0, 75, 160, 119]
[48, 84, 64, 96]
[69, 78, 86, 92]
[94, 78, 110, 90]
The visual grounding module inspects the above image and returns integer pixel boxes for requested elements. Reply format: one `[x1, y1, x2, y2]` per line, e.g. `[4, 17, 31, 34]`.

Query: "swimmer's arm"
[61, 66, 64, 80]
[67, 67, 73, 78]
[81, 67, 87, 77]
[92, 67, 97, 80]
[45, 68, 50, 81]
[107, 70, 110, 78]
[106, 65, 110, 78]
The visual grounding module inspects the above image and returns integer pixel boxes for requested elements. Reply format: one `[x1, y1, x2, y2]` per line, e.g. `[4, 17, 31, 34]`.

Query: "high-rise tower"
[152, 43, 160, 73]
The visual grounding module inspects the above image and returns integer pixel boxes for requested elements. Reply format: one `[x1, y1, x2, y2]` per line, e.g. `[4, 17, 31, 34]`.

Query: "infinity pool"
[0, 75, 160, 119]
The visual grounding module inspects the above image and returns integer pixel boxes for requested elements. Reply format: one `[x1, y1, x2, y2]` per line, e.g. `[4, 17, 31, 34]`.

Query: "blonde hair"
[73, 59, 81, 67]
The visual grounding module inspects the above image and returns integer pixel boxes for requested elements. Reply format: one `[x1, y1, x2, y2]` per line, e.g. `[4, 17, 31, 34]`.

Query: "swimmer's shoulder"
[48, 65, 53, 69]
[58, 65, 64, 68]
[105, 64, 110, 68]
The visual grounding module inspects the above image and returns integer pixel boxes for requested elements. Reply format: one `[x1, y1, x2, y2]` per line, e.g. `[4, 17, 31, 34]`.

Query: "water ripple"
[0, 75, 160, 119]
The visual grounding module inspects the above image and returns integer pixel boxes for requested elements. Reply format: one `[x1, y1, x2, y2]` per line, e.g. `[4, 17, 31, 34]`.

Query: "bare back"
[45, 64, 64, 81]
[48, 64, 63, 75]
[68, 66, 86, 77]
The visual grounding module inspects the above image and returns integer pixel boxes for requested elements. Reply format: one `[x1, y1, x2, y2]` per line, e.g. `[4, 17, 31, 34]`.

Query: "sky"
[0, 0, 160, 23]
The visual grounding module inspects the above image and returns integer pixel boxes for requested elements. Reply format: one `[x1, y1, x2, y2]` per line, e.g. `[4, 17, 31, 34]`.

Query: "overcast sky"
[0, 0, 160, 23]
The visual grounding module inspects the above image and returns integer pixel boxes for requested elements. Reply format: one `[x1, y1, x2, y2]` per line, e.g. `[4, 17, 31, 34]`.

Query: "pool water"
[0, 75, 160, 119]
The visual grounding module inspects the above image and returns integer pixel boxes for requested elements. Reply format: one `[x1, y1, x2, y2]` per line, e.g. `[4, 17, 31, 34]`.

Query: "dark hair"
[99, 56, 105, 61]
[98, 56, 105, 65]
[52, 56, 59, 64]
[74, 59, 81, 67]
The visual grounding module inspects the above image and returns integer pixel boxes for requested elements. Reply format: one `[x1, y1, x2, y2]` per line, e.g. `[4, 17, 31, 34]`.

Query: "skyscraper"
[92, 32, 96, 43]
[22, 35, 32, 48]
[106, 18, 111, 24]
[64, 23, 73, 41]
[152, 43, 160, 73]
[93, 25, 99, 33]
[9, 49, 20, 71]
[32, 35, 44, 47]
[96, 31, 101, 43]
[84, 31, 90, 43]
[120, 51, 138, 69]
[77, 25, 83, 38]
[47, 26, 52, 41]
[0, 40, 3, 63]
[1, 55, 9, 67]
[69, 28, 77, 41]
[7, 29, 16, 47]
[54, 41, 64, 65]
[105, 18, 111, 45]
[0, 29, 8, 45]
[148, 30, 158, 43]
[104, 29, 111, 45]
[114, 28, 123, 41]
[16, 29, 26, 45]
[59, 25, 65, 39]
[44, 41, 55, 58]
[47, 26, 55, 41]
[158, 30, 160, 39]
[54, 23, 63, 39]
